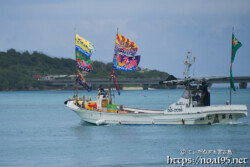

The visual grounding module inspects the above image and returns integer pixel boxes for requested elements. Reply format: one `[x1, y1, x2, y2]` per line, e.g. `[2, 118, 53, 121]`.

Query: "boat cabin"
[181, 84, 210, 107]
[96, 88, 112, 110]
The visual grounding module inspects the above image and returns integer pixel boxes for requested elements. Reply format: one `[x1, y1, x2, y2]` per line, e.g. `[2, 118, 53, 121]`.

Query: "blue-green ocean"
[0, 89, 250, 167]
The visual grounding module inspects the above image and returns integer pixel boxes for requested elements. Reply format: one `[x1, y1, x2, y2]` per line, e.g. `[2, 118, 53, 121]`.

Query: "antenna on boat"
[183, 51, 192, 78]
[192, 56, 196, 77]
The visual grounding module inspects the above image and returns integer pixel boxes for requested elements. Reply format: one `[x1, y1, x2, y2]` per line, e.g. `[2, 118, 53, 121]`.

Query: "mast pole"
[110, 28, 119, 97]
[111, 28, 119, 70]
[230, 27, 234, 105]
[112, 27, 119, 61]
[74, 28, 78, 97]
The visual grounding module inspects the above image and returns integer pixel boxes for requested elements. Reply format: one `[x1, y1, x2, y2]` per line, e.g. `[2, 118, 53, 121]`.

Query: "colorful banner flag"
[113, 52, 140, 71]
[74, 33, 95, 92]
[76, 68, 92, 92]
[75, 34, 95, 58]
[111, 33, 141, 95]
[115, 33, 138, 56]
[76, 49, 93, 72]
[231, 34, 242, 63]
[230, 33, 242, 91]
[76, 76, 92, 92]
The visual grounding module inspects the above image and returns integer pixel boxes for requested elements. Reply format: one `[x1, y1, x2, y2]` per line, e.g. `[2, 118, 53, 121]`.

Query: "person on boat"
[201, 81, 210, 106]
[98, 88, 105, 95]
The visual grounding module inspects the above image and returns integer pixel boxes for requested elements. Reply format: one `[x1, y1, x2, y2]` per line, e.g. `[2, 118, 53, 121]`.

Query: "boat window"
[222, 114, 226, 119]
[181, 90, 190, 99]
[192, 94, 201, 101]
[229, 114, 233, 119]
[207, 115, 212, 120]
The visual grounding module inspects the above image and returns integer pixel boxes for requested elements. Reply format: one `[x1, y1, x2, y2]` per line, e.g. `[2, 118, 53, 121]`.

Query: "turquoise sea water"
[0, 89, 250, 167]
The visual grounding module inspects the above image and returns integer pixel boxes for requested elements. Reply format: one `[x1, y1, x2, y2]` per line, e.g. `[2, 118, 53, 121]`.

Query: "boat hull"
[66, 101, 247, 125]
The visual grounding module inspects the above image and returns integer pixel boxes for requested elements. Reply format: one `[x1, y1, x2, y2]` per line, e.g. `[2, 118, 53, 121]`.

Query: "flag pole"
[74, 28, 78, 97]
[112, 28, 119, 69]
[230, 27, 234, 105]
[109, 28, 119, 100]
[230, 77, 231, 104]
[110, 28, 120, 95]
[113, 27, 119, 59]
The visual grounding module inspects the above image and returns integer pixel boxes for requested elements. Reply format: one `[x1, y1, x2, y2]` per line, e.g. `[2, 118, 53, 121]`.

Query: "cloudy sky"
[1, 0, 250, 78]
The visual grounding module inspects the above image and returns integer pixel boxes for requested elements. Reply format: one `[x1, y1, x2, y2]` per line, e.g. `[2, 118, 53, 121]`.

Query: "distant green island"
[0, 49, 170, 91]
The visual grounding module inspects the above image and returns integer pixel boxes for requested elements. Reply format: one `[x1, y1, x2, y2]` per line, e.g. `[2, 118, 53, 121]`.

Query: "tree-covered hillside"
[0, 49, 170, 90]
[0, 49, 76, 90]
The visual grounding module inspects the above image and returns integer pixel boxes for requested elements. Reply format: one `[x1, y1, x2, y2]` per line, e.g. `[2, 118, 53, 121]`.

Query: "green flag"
[231, 34, 242, 62]
[230, 33, 242, 91]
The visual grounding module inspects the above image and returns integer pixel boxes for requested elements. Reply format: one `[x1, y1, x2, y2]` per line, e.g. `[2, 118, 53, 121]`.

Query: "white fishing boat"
[65, 77, 247, 125]
[65, 32, 247, 125]
[66, 59, 247, 125]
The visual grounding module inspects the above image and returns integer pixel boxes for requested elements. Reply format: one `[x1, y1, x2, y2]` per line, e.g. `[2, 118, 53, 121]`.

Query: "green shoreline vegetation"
[0, 49, 170, 91]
